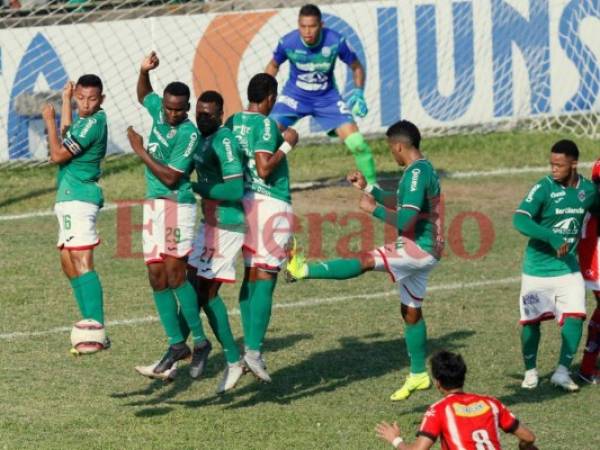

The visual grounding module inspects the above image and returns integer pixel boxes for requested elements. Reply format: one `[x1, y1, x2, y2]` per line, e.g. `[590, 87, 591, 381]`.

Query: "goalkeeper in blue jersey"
[265, 3, 377, 184]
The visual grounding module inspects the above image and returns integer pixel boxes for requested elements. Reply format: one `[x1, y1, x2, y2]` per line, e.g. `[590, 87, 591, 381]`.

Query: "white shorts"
[243, 192, 294, 272]
[142, 199, 196, 264]
[188, 223, 245, 283]
[519, 273, 587, 325]
[55, 201, 100, 250]
[371, 241, 438, 308]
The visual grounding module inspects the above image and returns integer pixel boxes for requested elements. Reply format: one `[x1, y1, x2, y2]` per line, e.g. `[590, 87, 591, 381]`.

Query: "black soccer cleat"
[153, 343, 191, 374]
[189, 339, 212, 379]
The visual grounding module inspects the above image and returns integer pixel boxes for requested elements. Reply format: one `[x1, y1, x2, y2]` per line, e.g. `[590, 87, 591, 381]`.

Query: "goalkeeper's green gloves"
[347, 87, 368, 118]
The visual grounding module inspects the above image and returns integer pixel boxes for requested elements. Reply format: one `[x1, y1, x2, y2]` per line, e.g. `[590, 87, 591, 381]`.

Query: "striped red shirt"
[418, 392, 519, 450]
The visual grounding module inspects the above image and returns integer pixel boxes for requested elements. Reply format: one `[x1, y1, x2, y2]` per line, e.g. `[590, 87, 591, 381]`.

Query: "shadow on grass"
[171, 329, 474, 410]
[0, 186, 55, 209]
[111, 333, 313, 409]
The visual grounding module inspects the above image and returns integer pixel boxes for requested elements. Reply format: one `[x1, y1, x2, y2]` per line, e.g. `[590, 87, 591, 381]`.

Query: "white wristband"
[363, 183, 375, 194]
[391, 436, 403, 448]
[279, 141, 293, 155]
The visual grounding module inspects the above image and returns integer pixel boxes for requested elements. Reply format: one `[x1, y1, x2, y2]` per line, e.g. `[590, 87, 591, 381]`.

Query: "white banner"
[1, 0, 599, 161]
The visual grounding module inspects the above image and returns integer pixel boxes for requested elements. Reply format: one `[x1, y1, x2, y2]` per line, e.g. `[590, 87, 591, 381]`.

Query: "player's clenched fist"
[283, 127, 298, 147]
[141, 51, 159, 72]
[62, 81, 74, 100]
[347, 170, 366, 190]
[41, 103, 56, 121]
[126, 126, 144, 154]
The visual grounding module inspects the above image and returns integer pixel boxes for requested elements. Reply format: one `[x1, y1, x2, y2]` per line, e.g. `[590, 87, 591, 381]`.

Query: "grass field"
[1, 131, 599, 450]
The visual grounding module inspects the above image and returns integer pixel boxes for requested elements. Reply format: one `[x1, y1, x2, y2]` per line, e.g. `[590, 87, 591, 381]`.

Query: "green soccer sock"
[153, 289, 184, 345]
[69, 276, 86, 318]
[307, 259, 363, 279]
[405, 319, 427, 374]
[344, 132, 377, 185]
[172, 281, 207, 344]
[178, 306, 191, 342]
[238, 277, 254, 346]
[246, 278, 277, 352]
[559, 317, 584, 368]
[78, 271, 105, 325]
[521, 323, 541, 370]
[204, 296, 241, 364]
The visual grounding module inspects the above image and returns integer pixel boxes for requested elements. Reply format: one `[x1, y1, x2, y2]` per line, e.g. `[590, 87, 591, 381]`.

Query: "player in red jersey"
[375, 351, 537, 450]
[577, 158, 600, 384]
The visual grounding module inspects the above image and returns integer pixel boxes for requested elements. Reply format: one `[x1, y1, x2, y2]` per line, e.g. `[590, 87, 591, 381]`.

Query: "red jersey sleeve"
[592, 158, 600, 184]
[495, 399, 519, 433]
[417, 404, 442, 442]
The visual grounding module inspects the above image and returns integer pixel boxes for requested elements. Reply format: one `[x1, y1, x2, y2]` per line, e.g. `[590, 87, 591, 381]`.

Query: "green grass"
[1, 131, 598, 449]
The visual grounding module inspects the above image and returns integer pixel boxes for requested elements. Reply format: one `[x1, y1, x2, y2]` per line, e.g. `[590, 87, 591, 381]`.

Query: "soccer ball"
[70, 319, 107, 354]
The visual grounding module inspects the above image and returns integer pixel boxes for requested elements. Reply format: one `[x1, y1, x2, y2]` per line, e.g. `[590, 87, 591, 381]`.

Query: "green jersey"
[143, 93, 198, 204]
[194, 126, 245, 231]
[56, 109, 107, 207]
[225, 112, 291, 204]
[516, 175, 599, 277]
[396, 159, 442, 257]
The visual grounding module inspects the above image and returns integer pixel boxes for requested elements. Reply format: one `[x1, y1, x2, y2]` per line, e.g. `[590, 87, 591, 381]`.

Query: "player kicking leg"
[42, 75, 109, 354]
[288, 120, 442, 400]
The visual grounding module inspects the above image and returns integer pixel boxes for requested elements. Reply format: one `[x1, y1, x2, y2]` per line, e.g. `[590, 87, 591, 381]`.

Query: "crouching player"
[514, 140, 600, 391]
[577, 158, 600, 384]
[42, 75, 109, 353]
[287, 120, 443, 400]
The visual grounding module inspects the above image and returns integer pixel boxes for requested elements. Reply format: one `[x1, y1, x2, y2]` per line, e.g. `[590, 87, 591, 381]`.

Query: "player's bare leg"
[336, 122, 377, 185]
[390, 304, 431, 401]
[579, 291, 600, 384]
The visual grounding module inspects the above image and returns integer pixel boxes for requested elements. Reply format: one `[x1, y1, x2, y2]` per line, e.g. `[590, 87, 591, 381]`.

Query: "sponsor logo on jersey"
[222, 138, 234, 162]
[167, 128, 177, 139]
[322, 46, 332, 57]
[555, 207, 584, 215]
[262, 119, 272, 141]
[184, 133, 198, 157]
[152, 128, 169, 147]
[452, 401, 490, 417]
[550, 191, 566, 199]
[410, 168, 421, 192]
[79, 117, 96, 138]
[526, 184, 541, 202]
[278, 95, 299, 110]
[148, 142, 159, 156]
[579, 190, 586, 202]
[295, 61, 332, 72]
[553, 217, 580, 235]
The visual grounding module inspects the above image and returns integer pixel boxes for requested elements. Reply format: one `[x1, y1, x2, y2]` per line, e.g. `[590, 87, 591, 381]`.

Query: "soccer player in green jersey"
[513, 140, 600, 392]
[226, 73, 298, 383]
[127, 51, 210, 380]
[287, 120, 443, 401]
[41, 74, 109, 354]
[186, 90, 247, 392]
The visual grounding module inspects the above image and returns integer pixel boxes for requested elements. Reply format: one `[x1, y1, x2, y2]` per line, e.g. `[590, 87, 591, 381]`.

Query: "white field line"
[0, 276, 519, 341]
[0, 162, 594, 222]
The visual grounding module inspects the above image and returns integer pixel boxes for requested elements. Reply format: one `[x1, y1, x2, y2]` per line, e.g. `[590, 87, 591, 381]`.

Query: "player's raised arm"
[126, 126, 183, 188]
[255, 126, 298, 180]
[265, 58, 280, 77]
[137, 51, 159, 104]
[60, 81, 74, 136]
[42, 103, 73, 164]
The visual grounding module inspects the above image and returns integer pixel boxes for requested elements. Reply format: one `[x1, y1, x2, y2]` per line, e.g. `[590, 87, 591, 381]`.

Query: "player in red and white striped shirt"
[577, 158, 600, 384]
[375, 351, 537, 450]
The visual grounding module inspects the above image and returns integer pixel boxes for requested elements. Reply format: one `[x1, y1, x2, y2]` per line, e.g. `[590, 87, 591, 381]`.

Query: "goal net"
[1, 0, 599, 162]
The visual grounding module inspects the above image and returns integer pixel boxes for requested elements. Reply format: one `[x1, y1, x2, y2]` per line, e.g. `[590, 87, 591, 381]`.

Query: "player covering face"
[41, 74, 110, 354]
[286, 120, 443, 401]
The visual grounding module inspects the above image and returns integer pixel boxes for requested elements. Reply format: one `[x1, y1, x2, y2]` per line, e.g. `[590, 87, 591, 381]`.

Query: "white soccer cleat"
[521, 368, 539, 389]
[243, 350, 272, 383]
[216, 361, 245, 394]
[135, 360, 179, 382]
[550, 366, 579, 392]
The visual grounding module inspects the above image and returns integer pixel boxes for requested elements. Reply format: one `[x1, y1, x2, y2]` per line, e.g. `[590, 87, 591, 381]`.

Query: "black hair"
[164, 81, 191, 101]
[198, 90, 224, 112]
[299, 4, 322, 20]
[76, 74, 103, 93]
[431, 351, 467, 390]
[551, 139, 579, 160]
[386, 120, 421, 149]
[247, 73, 278, 104]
